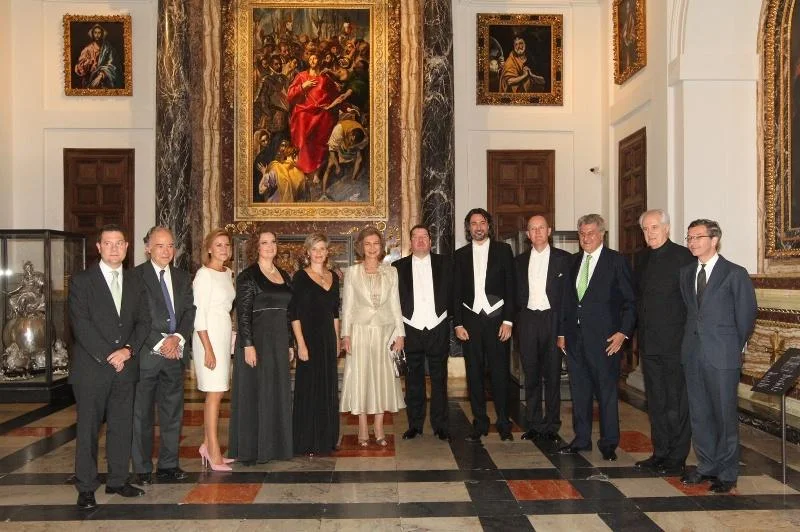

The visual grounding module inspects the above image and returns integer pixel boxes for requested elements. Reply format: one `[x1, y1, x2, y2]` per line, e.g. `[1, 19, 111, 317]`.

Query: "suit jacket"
[133, 262, 196, 367]
[392, 252, 452, 327]
[633, 240, 694, 357]
[561, 247, 636, 355]
[340, 263, 405, 339]
[68, 263, 151, 384]
[514, 245, 572, 333]
[679, 255, 757, 370]
[452, 240, 516, 326]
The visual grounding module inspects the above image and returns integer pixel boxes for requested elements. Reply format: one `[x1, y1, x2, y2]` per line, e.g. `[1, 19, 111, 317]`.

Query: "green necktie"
[110, 270, 122, 314]
[577, 254, 591, 301]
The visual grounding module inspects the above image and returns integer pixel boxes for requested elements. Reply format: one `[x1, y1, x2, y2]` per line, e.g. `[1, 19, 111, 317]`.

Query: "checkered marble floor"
[1, 376, 800, 531]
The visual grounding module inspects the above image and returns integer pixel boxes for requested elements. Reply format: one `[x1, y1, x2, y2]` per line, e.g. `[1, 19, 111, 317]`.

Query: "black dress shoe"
[433, 429, 451, 441]
[132, 473, 153, 485]
[556, 443, 591, 455]
[521, 429, 540, 440]
[156, 467, 187, 481]
[105, 483, 145, 497]
[540, 432, 561, 443]
[465, 428, 488, 443]
[680, 469, 717, 485]
[601, 449, 617, 461]
[656, 463, 685, 476]
[709, 480, 736, 494]
[634, 455, 664, 470]
[77, 491, 96, 510]
[499, 429, 514, 442]
[402, 428, 422, 440]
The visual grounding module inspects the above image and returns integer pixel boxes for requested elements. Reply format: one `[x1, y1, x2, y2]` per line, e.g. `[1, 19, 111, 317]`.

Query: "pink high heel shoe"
[199, 444, 235, 464]
[198, 444, 233, 471]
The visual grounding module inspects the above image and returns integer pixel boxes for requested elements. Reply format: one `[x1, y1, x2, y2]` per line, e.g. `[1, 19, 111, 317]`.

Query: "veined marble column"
[421, 0, 455, 253]
[156, 0, 192, 269]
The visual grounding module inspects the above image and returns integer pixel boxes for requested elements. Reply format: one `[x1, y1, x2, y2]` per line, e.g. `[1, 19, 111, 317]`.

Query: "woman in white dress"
[193, 228, 235, 471]
[340, 227, 405, 447]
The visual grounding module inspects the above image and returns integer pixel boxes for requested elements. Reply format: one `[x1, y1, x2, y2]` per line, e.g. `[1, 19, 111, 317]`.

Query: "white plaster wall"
[0, 0, 12, 228]
[9, 0, 157, 265]
[668, 0, 760, 271]
[453, 0, 604, 248]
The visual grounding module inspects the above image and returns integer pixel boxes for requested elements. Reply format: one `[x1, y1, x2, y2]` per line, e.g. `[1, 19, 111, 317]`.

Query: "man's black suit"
[634, 240, 694, 468]
[560, 247, 636, 452]
[453, 239, 516, 433]
[131, 262, 195, 475]
[514, 246, 571, 435]
[393, 253, 453, 434]
[679, 255, 756, 483]
[68, 264, 150, 493]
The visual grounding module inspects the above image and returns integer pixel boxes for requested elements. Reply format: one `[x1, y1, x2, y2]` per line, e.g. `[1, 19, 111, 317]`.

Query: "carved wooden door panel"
[618, 128, 647, 265]
[64, 149, 135, 268]
[487, 150, 555, 240]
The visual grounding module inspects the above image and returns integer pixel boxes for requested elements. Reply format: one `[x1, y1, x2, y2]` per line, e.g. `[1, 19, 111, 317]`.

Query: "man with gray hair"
[131, 226, 196, 485]
[679, 219, 756, 493]
[633, 209, 694, 475]
[557, 214, 636, 461]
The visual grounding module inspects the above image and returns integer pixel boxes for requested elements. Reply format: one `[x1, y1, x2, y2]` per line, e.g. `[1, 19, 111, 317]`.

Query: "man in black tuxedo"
[68, 224, 151, 509]
[558, 214, 636, 461]
[633, 209, 694, 475]
[392, 224, 453, 441]
[453, 208, 516, 442]
[514, 215, 571, 444]
[131, 226, 196, 485]
[679, 219, 756, 493]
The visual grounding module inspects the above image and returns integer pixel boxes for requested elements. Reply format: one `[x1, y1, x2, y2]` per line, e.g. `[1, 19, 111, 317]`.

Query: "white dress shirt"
[695, 253, 719, 292]
[527, 246, 551, 311]
[576, 245, 603, 291]
[99, 260, 123, 295]
[406, 254, 447, 330]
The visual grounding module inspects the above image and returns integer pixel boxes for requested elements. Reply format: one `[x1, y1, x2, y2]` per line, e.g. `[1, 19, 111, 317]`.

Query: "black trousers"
[132, 356, 185, 473]
[72, 377, 135, 493]
[566, 333, 620, 452]
[640, 352, 691, 467]
[517, 309, 561, 434]
[461, 310, 511, 432]
[404, 321, 450, 433]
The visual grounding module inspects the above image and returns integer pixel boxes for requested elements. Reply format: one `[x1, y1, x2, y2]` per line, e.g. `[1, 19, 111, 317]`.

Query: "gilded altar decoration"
[63, 14, 133, 96]
[612, 0, 646, 85]
[476, 13, 563, 106]
[235, 1, 389, 221]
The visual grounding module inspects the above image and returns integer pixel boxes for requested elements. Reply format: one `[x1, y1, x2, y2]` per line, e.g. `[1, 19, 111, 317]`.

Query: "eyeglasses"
[685, 235, 711, 243]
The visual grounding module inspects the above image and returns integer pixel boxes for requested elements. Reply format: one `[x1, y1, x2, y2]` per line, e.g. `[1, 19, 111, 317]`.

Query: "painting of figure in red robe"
[251, 7, 371, 204]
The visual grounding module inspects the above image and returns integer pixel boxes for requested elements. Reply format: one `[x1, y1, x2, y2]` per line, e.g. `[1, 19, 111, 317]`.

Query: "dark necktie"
[696, 263, 707, 307]
[160, 269, 177, 334]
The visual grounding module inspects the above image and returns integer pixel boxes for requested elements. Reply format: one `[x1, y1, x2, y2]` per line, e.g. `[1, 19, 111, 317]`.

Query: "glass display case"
[0, 230, 85, 402]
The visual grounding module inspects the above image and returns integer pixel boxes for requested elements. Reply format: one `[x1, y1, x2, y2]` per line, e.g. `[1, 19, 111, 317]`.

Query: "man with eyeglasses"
[679, 219, 756, 493]
[557, 214, 636, 461]
[633, 209, 694, 475]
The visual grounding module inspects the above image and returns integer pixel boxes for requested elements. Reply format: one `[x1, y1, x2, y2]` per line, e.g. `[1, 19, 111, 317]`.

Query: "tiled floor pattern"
[0, 381, 800, 530]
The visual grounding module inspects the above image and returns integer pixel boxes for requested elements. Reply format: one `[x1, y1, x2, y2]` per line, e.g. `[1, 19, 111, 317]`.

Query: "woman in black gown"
[290, 232, 341, 456]
[229, 229, 294, 463]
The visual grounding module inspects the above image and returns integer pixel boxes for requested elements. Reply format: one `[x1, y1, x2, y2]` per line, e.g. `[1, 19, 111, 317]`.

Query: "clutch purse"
[389, 348, 407, 378]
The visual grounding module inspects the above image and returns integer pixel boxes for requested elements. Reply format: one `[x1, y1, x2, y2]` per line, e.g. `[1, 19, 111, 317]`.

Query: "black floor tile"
[633, 496, 705, 512]
[464, 479, 516, 501]
[479, 513, 534, 531]
[518, 499, 597, 515]
[322, 502, 401, 519]
[196, 471, 264, 483]
[570, 478, 627, 500]
[471, 499, 522, 516]
[399, 501, 476, 518]
[598, 509, 662, 531]
[496, 468, 562, 480]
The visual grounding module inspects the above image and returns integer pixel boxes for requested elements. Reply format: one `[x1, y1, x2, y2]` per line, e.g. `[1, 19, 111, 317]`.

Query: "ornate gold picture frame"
[63, 14, 132, 96]
[612, 0, 646, 85]
[763, 0, 800, 258]
[234, 1, 389, 221]
[476, 13, 563, 106]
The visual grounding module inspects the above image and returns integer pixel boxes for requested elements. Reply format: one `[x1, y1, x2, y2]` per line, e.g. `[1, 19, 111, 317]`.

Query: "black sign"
[752, 348, 800, 396]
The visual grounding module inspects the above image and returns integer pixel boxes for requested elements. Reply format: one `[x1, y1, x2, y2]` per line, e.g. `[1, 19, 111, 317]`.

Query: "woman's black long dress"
[289, 269, 340, 455]
[229, 264, 293, 463]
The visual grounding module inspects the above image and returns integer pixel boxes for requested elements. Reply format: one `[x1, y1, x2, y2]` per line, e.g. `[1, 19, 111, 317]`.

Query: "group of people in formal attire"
[67, 206, 757, 510]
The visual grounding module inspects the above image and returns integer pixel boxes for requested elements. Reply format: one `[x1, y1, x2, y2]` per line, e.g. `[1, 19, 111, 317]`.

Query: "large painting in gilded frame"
[612, 0, 646, 85]
[235, 1, 388, 221]
[63, 14, 132, 96]
[476, 13, 563, 106]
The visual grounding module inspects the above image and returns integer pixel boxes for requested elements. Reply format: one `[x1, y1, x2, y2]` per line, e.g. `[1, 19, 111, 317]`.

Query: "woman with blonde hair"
[339, 227, 405, 447]
[193, 229, 235, 471]
[289, 232, 341, 455]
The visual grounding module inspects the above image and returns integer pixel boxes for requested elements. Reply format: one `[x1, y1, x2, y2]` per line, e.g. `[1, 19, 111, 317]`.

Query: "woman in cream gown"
[340, 227, 406, 447]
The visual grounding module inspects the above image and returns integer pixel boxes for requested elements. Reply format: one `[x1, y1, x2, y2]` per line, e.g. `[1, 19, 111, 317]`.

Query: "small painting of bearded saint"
[477, 14, 563, 106]
[63, 14, 132, 96]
